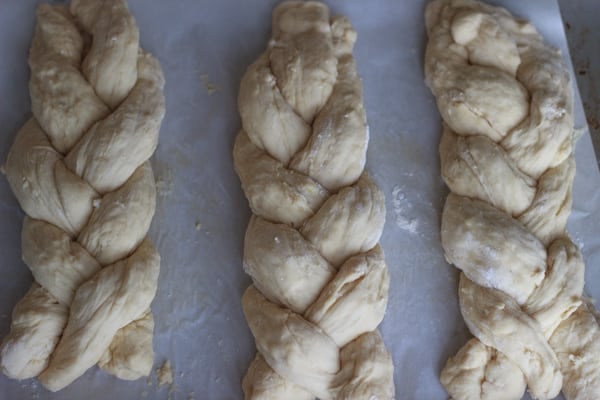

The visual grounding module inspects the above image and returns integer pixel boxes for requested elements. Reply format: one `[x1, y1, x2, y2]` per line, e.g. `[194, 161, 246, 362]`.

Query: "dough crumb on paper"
[200, 74, 219, 95]
[157, 360, 174, 387]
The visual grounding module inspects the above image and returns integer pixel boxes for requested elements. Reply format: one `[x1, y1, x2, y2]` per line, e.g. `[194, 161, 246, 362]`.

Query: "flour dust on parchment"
[392, 185, 418, 234]
[155, 165, 173, 198]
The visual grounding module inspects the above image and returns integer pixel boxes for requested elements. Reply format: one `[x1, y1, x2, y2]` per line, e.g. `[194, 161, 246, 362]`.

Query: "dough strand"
[425, 0, 600, 399]
[234, 2, 395, 399]
[1, 0, 164, 391]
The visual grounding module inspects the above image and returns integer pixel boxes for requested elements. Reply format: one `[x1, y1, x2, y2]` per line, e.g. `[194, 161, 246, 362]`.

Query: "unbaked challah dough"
[425, 0, 600, 399]
[0, 0, 164, 391]
[234, 2, 395, 399]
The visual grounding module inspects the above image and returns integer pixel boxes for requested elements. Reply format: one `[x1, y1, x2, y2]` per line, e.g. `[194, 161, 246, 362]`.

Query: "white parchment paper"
[0, 1, 598, 399]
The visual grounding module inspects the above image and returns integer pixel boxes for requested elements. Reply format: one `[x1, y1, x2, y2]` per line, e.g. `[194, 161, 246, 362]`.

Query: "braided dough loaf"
[425, 0, 600, 399]
[0, 0, 164, 391]
[234, 2, 395, 399]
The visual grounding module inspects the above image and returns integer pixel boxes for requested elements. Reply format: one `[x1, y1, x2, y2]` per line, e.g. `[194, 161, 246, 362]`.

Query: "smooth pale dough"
[242, 355, 313, 400]
[300, 174, 385, 268]
[0, 285, 67, 380]
[234, 131, 329, 228]
[442, 193, 546, 305]
[22, 217, 101, 306]
[28, 4, 109, 154]
[426, 0, 600, 399]
[331, 331, 395, 400]
[440, 124, 537, 216]
[243, 286, 340, 400]
[70, 0, 139, 108]
[305, 246, 389, 348]
[39, 240, 160, 391]
[243, 216, 337, 315]
[235, 2, 394, 399]
[77, 162, 157, 266]
[289, 33, 367, 192]
[64, 53, 164, 194]
[459, 275, 562, 399]
[1, 0, 164, 391]
[5, 119, 98, 237]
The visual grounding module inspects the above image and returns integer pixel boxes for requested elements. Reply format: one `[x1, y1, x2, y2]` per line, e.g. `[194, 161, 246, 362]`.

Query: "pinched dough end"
[441, 339, 526, 400]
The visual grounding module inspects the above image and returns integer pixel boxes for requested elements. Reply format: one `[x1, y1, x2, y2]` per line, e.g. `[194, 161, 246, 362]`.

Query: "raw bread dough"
[156, 360, 174, 387]
[1, 0, 164, 391]
[425, 0, 600, 399]
[234, 2, 394, 399]
[98, 311, 155, 381]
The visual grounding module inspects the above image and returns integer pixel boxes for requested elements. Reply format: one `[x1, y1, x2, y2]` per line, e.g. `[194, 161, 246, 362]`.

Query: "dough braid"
[425, 0, 600, 399]
[0, 0, 164, 391]
[234, 2, 394, 399]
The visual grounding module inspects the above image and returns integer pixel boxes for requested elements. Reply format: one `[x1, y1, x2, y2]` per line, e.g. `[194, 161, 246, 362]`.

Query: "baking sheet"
[0, 1, 599, 399]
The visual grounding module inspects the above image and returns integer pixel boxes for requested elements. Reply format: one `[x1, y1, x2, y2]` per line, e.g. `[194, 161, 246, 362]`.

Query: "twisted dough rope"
[234, 2, 394, 399]
[424, 0, 600, 399]
[0, 0, 164, 391]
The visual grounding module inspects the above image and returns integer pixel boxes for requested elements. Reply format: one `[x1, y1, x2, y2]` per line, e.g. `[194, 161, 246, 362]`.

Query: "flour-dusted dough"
[234, 2, 394, 399]
[0, 0, 165, 391]
[425, 0, 600, 399]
